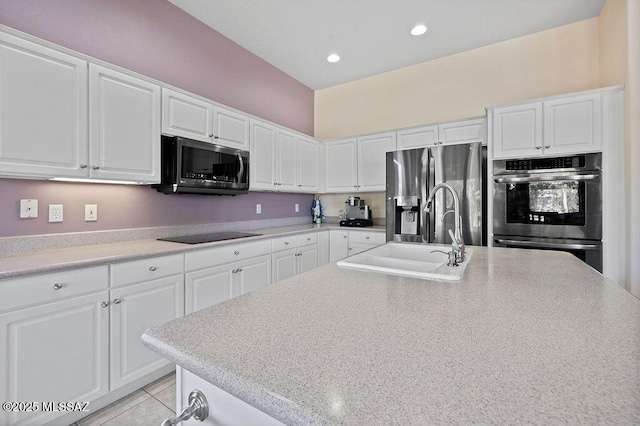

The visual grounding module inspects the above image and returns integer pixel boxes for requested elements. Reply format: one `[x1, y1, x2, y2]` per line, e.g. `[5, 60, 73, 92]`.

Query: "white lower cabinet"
[109, 275, 184, 390]
[177, 367, 284, 425]
[0, 269, 110, 426]
[330, 230, 385, 262]
[185, 251, 271, 315]
[271, 233, 318, 283]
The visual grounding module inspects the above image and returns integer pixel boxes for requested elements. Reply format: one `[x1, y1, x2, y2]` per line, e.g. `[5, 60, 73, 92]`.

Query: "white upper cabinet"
[89, 64, 161, 183]
[211, 105, 250, 150]
[397, 125, 438, 150]
[324, 132, 395, 193]
[0, 32, 88, 178]
[250, 119, 277, 190]
[276, 129, 297, 191]
[324, 138, 358, 192]
[543, 93, 602, 155]
[161, 88, 249, 150]
[396, 118, 486, 150]
[161, 88, 212, 142]
[250, 119, 319, 193]
[357, 132, 396, 191]
[491, 102, 542, 159]
[297, 136, 320, 193]
[439, 118, 486, 146]
[492, 92, 603, 159]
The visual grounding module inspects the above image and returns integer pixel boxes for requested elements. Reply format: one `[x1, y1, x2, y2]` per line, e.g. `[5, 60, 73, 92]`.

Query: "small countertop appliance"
[340, 197, 373, 227]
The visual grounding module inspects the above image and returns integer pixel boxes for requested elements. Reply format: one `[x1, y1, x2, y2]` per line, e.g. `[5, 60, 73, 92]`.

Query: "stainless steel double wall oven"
[493, 153, 603, 272]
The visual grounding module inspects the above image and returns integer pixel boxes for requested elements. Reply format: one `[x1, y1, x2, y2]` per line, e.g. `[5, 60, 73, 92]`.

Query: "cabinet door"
[0, 32, 88, 178]
[272, 249, 297, 283]
[298, 245, 318, 274]
[358, 132, 396, 191]
[397, 125, 438, 150]
[89, 64, 161, 183]
[276, 129, 297, 190]
[317, 231, 330, 266]
[237, 255, 271, 295]
[543, 93, 602, 155]
[211, 105, 250, 150]
[185, 265, 233, 314]
[250, 120, 276, 190]
[439, 118, 486, 146]
[0, 292, 109, 426]
[324, 139, 358, 192]
[329, 230, 350, 262]
[110, 275, 184, 390]
[161, 88, 212, 142]
[492, 102, 543, 159]
[297, 136, 320, 192]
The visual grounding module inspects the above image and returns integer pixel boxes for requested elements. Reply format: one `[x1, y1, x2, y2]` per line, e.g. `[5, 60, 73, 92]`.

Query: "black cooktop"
[158, 231, 262, 244]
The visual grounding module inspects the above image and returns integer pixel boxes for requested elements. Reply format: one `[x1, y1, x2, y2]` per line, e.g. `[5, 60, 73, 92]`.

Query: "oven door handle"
[493, 171, 600, 183]
[495, 238, 601, 250]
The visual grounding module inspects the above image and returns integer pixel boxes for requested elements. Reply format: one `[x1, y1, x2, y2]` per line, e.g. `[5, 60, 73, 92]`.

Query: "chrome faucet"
[424, 183, 465, 265]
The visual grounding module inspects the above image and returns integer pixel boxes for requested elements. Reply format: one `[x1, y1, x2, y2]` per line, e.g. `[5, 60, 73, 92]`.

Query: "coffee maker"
[340, 197, 373, 227]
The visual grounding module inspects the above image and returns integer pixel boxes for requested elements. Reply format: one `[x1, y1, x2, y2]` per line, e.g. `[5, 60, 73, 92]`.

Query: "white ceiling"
[167, 0, 607, 90]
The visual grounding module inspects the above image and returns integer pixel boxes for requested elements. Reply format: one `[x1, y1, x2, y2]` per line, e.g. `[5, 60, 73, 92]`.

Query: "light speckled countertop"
[143, 247, 640, 425]
[0, 224, 384, 280]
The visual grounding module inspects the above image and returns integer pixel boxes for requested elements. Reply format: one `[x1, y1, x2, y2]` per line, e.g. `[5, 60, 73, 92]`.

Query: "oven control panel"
[506, 156, 585, 171]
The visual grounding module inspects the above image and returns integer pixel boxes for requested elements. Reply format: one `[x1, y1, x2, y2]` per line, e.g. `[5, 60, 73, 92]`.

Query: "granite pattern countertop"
[143, 247, 640, 425]
[0, 224, 385, 280]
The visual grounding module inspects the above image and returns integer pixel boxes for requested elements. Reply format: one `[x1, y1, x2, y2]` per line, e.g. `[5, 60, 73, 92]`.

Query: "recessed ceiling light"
[411, 24, 428, 36]
[327, 53, 340, 63]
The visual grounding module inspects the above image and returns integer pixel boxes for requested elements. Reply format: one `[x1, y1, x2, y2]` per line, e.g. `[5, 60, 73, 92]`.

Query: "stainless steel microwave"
[153, 136, 249, 195]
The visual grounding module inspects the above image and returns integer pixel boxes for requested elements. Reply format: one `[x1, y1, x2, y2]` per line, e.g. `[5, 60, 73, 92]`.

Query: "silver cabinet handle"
[343, 235, 347, 238]
[535, 146, 542, 149]
[366, 236, 370, 239]
[545, 145, 551, 149]
[348, 247, 353, 251]
[149, 266, 157, 272]
[208, 133, 214, 138]
[284, 241, 290, 245]
[101, 301, 109, 308]
[80, 164, 88, 169]
[53, 283, 63, 290]
[113, 298, 122, 304]
[214, 135, 219, 139]
[234, 250, 240, 255]
[232, 268, 237, 274]
[237, 268, 243, 272]
[161, 389, 209, 426]
[307, 237, 312, 241]
[92, 165, 100, 169]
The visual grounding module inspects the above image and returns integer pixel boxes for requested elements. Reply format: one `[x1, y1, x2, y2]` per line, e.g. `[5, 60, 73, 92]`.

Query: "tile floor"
[70, 373, 176, 426]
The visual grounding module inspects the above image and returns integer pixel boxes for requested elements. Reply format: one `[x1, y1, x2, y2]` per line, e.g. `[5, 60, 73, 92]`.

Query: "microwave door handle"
[495, 238, 601, 250]
[493, 172, 600, 184]
[236, 153, 244, 183]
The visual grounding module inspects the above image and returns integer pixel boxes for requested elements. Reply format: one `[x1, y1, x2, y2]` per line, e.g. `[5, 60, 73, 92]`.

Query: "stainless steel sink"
[337, 242, 473, 281]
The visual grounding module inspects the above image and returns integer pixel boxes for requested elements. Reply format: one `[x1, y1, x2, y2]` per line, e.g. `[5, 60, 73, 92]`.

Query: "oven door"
[493, 170, 601, 240]
[493, 235, 603, 273]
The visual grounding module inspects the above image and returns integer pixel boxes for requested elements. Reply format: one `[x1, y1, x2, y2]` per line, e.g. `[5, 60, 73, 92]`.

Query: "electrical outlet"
[20, 199, 38, 218]
[49, 204, 63, 223]
[85, 204, 98, 222]
[295, 203, 299, 212]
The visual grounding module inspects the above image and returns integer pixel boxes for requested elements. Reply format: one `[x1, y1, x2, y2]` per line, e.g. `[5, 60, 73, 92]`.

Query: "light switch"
[256, 204, 262, 214]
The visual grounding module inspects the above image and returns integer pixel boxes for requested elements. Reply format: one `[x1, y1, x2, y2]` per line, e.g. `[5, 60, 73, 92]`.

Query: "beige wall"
[315, 18, 600, 139]
[599, 0, 628, 86]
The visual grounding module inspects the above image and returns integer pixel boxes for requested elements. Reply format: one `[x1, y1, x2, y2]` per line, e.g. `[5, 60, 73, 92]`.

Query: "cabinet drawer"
[348, 231, 385, 245]
[296, 232, 317, 247]
[272, 236, 296, 252]
[0, 266, 108, 312]
[111, 254, 183, 287]
[185, 239, 271, 271]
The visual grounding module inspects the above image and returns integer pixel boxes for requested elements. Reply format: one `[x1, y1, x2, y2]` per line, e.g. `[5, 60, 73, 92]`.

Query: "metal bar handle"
[495, 238, 601, 250]
[493, 171, 600, 184]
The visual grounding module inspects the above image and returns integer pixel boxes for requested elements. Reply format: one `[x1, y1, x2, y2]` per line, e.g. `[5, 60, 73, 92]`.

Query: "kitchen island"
[142, 246, 640, 425]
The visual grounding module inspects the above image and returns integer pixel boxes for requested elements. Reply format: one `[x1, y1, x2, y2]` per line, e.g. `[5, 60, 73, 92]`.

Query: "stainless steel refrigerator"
[386, 143, 484, 246]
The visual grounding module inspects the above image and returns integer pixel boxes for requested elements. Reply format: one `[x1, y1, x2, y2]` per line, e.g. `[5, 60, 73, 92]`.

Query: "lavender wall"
[0, 179, 313, 237]
[0, 0, 315, 237]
